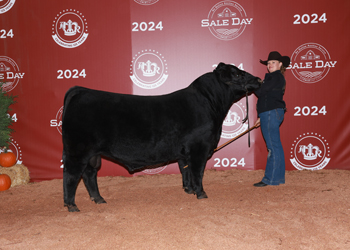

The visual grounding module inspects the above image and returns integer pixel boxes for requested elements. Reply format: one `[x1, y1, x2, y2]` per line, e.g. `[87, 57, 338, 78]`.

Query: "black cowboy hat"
[260, 51, 290, 68]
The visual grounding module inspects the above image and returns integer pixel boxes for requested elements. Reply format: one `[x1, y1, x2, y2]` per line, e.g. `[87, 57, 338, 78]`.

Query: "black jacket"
[255, 70, 286, 115]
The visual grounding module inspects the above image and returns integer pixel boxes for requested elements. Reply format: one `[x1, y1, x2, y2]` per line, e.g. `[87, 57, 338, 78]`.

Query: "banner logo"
[130, 49, 168, 89]
[201, 1, 253, 41]
[0, 0, 15, 14]
[0, 56, 24, 92]
[290, 132, 330, 170]
[290, 43, 336, 83]
[52, 9, 89, 48]
[221, 102, 248, 139]
[50, 106, 63, 135]
[134, 0, 159, 5]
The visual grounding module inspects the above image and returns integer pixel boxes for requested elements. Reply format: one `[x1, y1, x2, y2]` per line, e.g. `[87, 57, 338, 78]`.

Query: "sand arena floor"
[1, 169, 350, 249]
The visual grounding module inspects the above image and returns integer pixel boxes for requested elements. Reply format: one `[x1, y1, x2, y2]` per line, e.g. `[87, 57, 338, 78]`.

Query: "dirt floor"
[0, 169, 350, 250]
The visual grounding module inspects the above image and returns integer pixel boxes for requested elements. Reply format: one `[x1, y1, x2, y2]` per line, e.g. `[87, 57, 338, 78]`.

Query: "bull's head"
[215, 62, 261, 94]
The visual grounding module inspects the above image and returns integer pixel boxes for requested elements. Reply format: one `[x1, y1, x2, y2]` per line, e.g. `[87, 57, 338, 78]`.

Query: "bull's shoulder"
[190, 72, 218, 89]
[189, 72, 222, 96]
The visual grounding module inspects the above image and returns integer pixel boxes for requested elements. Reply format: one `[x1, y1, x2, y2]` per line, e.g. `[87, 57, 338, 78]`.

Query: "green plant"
[0, 81, 16, 148]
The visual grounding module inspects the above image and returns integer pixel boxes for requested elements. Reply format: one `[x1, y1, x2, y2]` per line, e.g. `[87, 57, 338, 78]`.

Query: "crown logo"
[299, 143, 322, 160]
[224, 110, 240, 126]
[59, 20, 81, 36]
[138, 60, 160, 77]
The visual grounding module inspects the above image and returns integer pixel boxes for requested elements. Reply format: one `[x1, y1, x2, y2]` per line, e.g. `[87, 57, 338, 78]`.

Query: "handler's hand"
[254, 118, 260, 127]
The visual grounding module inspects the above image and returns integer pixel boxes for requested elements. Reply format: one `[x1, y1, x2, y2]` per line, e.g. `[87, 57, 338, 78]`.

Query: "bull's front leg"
[178, 159, 195, 195]
[190, 162, 208, 199]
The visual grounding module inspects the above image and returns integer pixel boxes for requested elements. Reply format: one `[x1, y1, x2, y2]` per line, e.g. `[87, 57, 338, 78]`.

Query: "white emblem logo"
[0, 0, 15, 14]
[0, 56, 24, 92]
[221, 102, 248, 139]
[52, 9, 89, 48]
[290, 132, 331, 170]
[289, 43, 336, 83]
[201, 1, 253, 41]
[134, 0, 159, 5]
[130, 49, 168, 89]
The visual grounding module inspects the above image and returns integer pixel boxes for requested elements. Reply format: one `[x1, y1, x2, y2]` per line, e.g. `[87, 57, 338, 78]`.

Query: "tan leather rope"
[214, 123, 258, 152]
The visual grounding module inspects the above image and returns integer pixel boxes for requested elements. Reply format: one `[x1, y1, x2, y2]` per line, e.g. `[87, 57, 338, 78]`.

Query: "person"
[253, 51, 290, 187]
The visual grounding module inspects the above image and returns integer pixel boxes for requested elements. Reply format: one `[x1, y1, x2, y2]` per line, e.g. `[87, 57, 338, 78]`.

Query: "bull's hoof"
[65, 204, 80, 212]
[91, 196, 107, 204]
[184, 187, 195, 195]
[196, 192, 208, 199]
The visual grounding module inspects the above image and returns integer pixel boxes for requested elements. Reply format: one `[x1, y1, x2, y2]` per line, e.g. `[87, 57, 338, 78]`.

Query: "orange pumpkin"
[0, 151, 17, 167]
[0, 174, 11, 191]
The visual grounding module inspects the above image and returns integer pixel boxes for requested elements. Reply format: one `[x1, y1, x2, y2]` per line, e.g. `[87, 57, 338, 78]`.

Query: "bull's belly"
[105, 145, 180, 172]
[109, 156, 177, 172]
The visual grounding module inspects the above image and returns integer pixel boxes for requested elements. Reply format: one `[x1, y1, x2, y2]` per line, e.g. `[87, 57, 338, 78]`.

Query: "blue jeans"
[259, 109, 285, 185]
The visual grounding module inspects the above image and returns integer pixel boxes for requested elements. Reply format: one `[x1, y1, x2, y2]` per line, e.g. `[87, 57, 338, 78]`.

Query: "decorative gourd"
[0, 149, 17, 167]
[0, 174, 11, 191]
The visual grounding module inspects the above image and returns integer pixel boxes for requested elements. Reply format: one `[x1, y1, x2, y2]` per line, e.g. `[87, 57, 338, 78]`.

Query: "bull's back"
[62, 86, 194, 141]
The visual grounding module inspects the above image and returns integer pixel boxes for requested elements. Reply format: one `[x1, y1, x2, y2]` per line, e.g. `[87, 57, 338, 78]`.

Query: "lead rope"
[241, 88, 251, 147]
[214, 123, 258, 152]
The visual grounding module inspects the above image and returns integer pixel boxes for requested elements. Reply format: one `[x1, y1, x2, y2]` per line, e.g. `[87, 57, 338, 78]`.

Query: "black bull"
[62, 63, 261, 212]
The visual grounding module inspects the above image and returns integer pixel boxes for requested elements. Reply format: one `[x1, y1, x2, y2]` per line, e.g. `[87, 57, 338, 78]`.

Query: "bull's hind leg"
[178, 159, 195, 195]
[82, 155, 106, 205]
[63, 160, 83, 212]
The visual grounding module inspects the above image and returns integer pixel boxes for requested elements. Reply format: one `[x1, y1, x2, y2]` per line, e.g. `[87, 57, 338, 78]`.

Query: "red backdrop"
[0, 0, 349, 181]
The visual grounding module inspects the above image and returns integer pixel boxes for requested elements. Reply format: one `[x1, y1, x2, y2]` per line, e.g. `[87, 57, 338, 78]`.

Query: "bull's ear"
[215, 62, 226, 72]
[215, 63, 232, 84]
